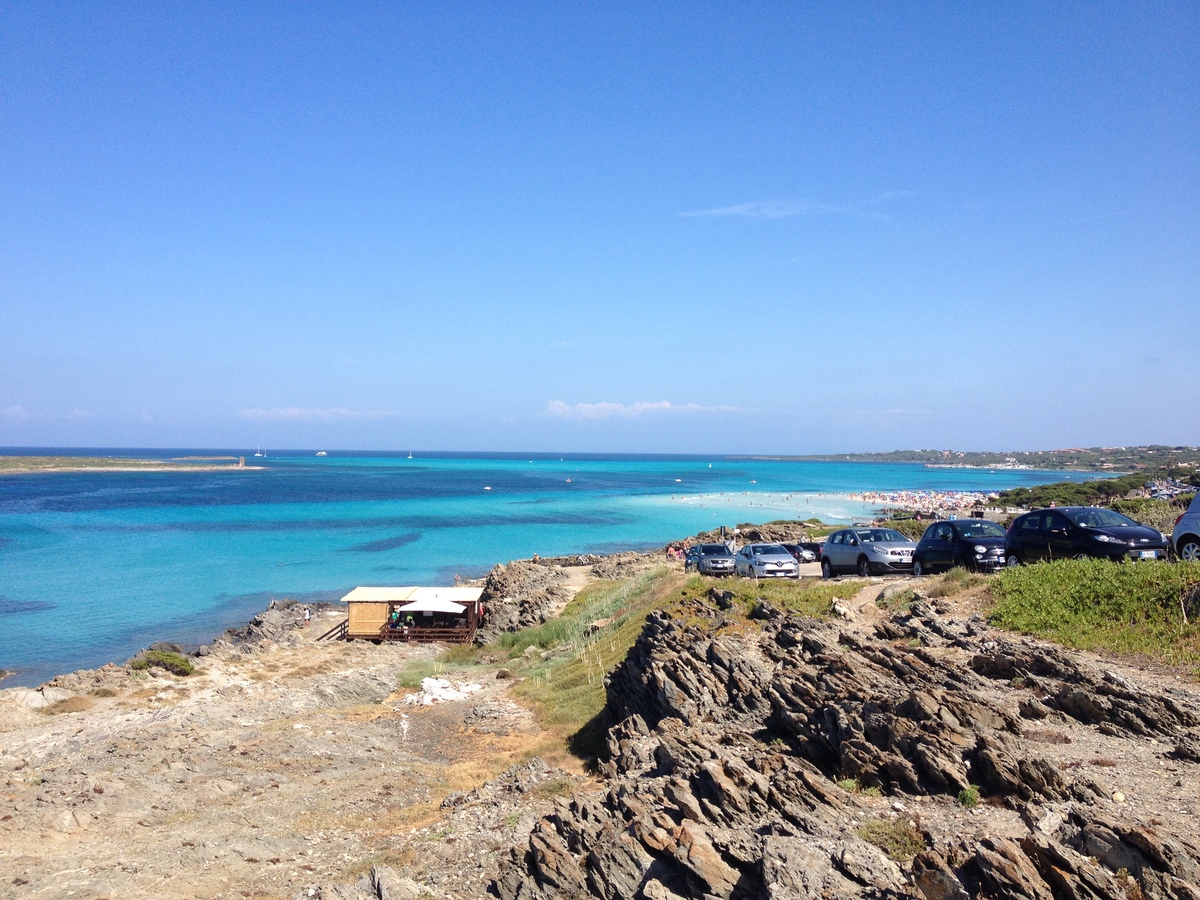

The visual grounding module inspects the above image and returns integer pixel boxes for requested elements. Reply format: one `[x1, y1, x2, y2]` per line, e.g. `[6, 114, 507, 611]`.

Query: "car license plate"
[1139, 550, 1157, 559]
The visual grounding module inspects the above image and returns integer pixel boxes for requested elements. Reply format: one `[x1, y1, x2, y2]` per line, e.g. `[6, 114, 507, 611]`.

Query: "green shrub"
[129, 650, 195, 676]
[957, 785, 980, 808]
[989, 559, 1200, 666]
[877, 518, 929, 540]
[856, 818, 925, 861]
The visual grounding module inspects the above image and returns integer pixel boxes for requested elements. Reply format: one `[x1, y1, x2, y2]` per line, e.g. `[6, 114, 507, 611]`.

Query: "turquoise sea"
[0, 450, 1094, 686]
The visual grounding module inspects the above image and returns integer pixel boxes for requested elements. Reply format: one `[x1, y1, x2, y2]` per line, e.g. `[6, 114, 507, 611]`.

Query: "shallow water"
[0, 450, 1088, 685]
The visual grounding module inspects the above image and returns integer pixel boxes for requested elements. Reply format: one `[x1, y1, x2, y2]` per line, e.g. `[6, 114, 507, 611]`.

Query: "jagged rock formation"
[477, 561, 574, 643]
[495, 598, 1200, 899]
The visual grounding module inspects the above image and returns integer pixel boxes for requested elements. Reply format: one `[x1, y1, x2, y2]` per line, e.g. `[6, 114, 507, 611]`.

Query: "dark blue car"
[912, 518, 1007, 575]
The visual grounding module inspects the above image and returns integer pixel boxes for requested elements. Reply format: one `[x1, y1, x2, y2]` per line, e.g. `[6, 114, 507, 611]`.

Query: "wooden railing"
[316, 618, 349, 642]
[377, 625, 475, 644]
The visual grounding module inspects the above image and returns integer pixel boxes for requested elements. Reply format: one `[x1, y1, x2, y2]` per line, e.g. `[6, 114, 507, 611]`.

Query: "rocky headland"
[3, 539, 1199, 900]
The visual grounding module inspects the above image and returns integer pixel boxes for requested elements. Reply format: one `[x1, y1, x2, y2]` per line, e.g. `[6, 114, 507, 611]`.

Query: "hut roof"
[340, 586, 483, 610]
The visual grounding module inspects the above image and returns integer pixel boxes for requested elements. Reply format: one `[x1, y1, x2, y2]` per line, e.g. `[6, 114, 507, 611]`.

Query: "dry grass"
[856, 817, 925, 861]
[1023, 727, 1072, 745]
[924, 567, 989, 599]
[39, 695, 95, 715]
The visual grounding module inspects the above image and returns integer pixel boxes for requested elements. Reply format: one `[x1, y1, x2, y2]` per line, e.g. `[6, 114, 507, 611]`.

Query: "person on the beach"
[303, 607, 311, 628]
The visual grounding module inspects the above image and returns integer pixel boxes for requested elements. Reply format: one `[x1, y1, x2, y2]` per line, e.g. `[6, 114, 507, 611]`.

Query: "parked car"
[735, 543, 799, 579]
[779, 542, 817, 563]
[912, 519, 1007, 575]
[684, 543, 737, 576]
[821, 528, 917, 578]
[1172, 493, 1200, 561]
[798, 541, 823, 561]
[1004, 506, 1168, 566]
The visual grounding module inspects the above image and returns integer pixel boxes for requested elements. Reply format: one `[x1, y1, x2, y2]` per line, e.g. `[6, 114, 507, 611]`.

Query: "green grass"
[509, 569, 679, 756]
[988, 559, 1200, 668]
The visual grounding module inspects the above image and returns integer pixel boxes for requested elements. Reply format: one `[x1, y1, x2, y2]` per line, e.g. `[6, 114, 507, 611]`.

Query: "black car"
[912, 518, 1007, 575]
[1004, 506, 1168, 565]
[779, 542, 817, 563]
[684, 543, 736, 576]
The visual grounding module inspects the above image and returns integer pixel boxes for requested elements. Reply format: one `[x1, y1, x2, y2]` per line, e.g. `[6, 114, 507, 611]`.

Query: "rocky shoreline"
[4, 534, 1199, 900]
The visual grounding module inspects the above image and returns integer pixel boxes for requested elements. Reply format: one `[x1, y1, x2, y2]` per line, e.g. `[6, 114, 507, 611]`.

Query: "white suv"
[1172, 493, 1200, 561]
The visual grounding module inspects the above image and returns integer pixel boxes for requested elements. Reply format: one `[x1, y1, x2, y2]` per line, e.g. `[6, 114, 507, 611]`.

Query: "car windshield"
[1064, 508, 1138, 528]
[756, 544, 789, 555]
[855, 529, 907, 543]
[699, 545, 728, 555]
[953, 521, 1006, 538]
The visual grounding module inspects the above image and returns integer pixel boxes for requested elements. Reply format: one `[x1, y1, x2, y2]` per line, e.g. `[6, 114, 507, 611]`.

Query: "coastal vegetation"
[0, 455, 247, 474]
[987, 558, 1200, 668]
[782, 445, 1200, 472]
[991, 468, 1196, 510]
[129, 649, 196, 676]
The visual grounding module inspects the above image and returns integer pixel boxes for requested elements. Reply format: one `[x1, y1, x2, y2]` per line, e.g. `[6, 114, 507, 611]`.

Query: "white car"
[735, 543, 800, 579]
[1172, 493, 1200, 561]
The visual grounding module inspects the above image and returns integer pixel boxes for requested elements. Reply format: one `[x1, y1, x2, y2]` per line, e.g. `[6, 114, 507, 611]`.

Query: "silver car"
[735, 543, 799, 579]
[1172, 493, 1200, 561]
[685, 543, 737, 576]
[821, 527, 917, 577]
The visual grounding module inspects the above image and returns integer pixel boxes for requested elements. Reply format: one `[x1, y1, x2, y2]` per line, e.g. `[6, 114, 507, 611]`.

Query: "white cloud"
[1, 405, 31, 421]
[679, 191, 915, 221]
[240, 407, 391, 422]
[546, 400, 737, 420]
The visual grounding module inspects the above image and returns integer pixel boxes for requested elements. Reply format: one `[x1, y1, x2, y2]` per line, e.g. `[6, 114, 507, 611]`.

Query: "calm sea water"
[0, 450, 1091, 686]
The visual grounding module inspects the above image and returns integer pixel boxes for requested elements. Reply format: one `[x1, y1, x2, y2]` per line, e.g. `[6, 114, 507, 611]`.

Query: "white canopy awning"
[398, 596, 467, 614]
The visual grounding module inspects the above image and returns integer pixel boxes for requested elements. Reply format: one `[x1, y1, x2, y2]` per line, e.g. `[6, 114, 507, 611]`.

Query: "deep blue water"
[0, 449, 1091, 686]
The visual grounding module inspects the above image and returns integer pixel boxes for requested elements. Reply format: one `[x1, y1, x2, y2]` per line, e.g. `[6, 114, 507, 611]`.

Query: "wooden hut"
[340, 586, 484, 644]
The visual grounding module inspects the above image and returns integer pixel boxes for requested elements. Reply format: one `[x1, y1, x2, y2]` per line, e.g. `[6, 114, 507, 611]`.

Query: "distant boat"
[254, 448, 264, 458]
[484, 486, 492, 491]
[708, 463, 712, 468]
[565, 478, 572, 483]
[316, 451, 327, 457]
[674, 478, 682, 483]
[407, 450, 414, 459]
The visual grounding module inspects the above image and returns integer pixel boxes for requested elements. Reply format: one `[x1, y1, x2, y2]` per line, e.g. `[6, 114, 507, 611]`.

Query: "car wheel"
[857, 557, 872, 577]
[1005, 553, 1021, 568]
[821, 559, 833, 580]
[1072, 551, 1090, 560]
[1179, 539, 1200, 562]
[912, 557, 926, 577]
[952, 554, 966, 570]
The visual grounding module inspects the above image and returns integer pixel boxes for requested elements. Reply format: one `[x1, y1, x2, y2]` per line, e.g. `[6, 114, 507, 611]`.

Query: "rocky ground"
[496, 582, 1200, 900]
[5, 550, 1200, 900]
[0, 600, 589, 900]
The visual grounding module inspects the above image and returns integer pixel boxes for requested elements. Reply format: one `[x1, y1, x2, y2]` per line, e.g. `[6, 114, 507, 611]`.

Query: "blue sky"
[1, 3, 1196, 454]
